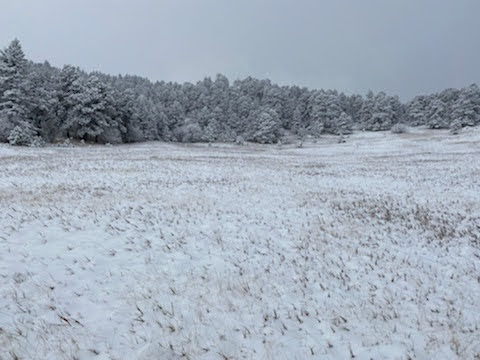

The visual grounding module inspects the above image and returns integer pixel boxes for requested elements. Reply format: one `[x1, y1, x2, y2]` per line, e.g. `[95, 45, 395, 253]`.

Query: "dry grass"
[1, 129, 480, 359]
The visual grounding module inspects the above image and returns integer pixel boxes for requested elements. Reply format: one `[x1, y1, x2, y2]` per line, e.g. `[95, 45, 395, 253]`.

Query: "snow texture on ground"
[1, 128, 480, 359]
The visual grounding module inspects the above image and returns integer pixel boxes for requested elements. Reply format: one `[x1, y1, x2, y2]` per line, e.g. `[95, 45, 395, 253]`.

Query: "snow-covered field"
[1, 128, 479, 359]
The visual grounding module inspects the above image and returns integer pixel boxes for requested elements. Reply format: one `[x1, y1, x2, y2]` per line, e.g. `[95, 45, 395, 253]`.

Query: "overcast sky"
[1, 0, 479, 100]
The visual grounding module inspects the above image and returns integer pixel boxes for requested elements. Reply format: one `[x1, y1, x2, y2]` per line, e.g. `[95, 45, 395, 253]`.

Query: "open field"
[1, 128, 480, 359]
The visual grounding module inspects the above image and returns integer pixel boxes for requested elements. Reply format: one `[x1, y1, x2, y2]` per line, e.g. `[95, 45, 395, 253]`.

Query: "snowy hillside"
[1, 128, 479, 359]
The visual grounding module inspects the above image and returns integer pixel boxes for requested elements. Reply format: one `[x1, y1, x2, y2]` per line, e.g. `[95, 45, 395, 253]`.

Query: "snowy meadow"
[1, 128, 480, 359]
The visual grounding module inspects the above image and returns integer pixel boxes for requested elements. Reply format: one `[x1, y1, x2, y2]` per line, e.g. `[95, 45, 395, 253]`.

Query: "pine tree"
[347, 94, 364, 123]
[231, 94, 254, 134]
[323, 92, 343, 134]
[136, 94, 159, 140]
[282, 86, 301, 129]
[211, 74, 230, 113]
[364, 92, 398, 131]
[202, 106, 224, 142]
[427, 98, 449, 129]
[7, 123, 41, 146]
[451, 84, 480, 127]
[388, 95, 404, 125]
[335, 112, 353, 135]
[248, 108, 281, 144]
[406, 96, 430, 126]
[358, 91, 375, 130]
[0, 39, 29, 142]
[308, 91, 327, 136]
[263, 85, 285, 120]
[115, 88, 143, 143]
[63, 74, 116, 141]
[25, 62, 60, 142]
[58, 65, 84, 138]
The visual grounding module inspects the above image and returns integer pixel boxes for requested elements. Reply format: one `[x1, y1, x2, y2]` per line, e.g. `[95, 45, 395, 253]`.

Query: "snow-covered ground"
[1, 128, 479, 359]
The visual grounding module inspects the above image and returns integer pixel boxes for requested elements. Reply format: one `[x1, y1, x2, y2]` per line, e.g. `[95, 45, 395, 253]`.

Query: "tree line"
[1, 39, 479, 146]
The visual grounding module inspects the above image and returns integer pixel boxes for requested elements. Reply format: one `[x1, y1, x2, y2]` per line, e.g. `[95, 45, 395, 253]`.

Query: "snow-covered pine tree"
[346, 94, 364, 124]
[323, 91, 344, 134]
[7, 122, 42, 146]
[0, 39, 30, 142]
[291, 89, 311, 133]
[426, 98, 449, 129]
[308, 91, 327, 137]
[292, 107, 304, 135]
[114, 88, 143, 143]
[262, 85, 285, 122]
[57, 65, 84, 138]
[407, 95, 430, 126]
[335, 112, 353, 135]
[451, 84, 480, 128]
[281, 86, 302, 129]
[25, 61, 60, 142]
[174, 118, 203, 142]
[203, 105, 233, 142]
[136, 94, 159, 141]
[387, 95, 404, 125]
[63, 74, 116, 142]
[248, 107, 281, 144]
[358, 90, 375, 130]
[167, 99, 186, 128]
[231, 94, 255, 134]
[437, 88, 459, 123]
[211, 74, 230, 113]
[365, 92, 397, 131]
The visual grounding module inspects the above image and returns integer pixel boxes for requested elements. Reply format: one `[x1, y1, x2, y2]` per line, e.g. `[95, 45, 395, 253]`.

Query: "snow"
[1, 128, 480, 359]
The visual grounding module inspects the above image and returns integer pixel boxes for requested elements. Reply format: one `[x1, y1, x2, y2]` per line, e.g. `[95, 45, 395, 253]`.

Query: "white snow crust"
[1, 128, 479, 359]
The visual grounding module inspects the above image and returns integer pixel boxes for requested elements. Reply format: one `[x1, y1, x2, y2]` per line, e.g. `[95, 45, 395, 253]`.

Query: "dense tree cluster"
[1, 39, 479, 146]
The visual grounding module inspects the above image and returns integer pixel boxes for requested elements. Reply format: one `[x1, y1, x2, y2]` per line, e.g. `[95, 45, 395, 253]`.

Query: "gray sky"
[1, 0, 479, 100]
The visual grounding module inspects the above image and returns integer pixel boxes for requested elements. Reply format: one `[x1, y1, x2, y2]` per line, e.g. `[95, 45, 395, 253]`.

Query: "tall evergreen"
[0, 39, 29, 141]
